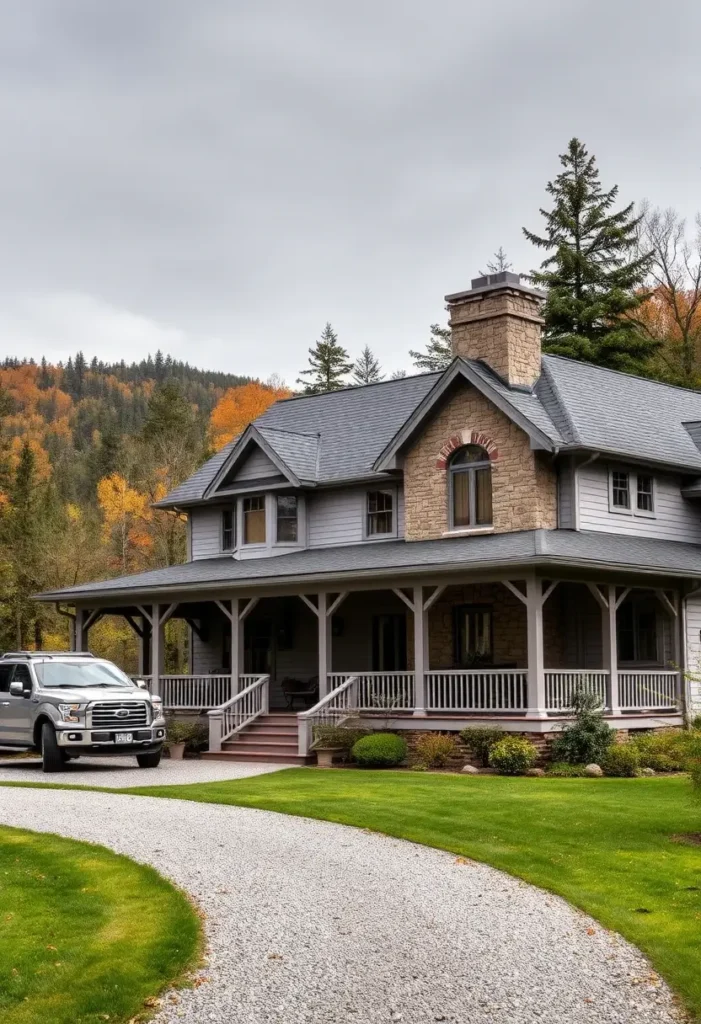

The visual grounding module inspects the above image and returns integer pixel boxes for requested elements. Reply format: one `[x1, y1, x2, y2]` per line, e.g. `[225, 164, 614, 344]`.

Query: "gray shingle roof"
[256, 427, 320, 482]
[37, 529, 701, 602]
[540, 355, 701, 471]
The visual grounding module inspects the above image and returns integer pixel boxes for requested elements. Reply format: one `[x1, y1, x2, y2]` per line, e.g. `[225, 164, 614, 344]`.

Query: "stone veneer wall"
[403, 382, 557, 541]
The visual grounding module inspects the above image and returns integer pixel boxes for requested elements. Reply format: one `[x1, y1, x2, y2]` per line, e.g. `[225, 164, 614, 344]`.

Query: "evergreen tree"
[296, 323, 352, 394]
[409, 324, 453, 372]
[523, 137, 656, 372]
[352, 346, 384, 386]
[479, 247, 512, 276]
[3, 442, 43, 647]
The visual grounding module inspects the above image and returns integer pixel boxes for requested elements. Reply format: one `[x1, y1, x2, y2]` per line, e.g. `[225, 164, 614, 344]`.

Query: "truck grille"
[90, 702, 150, 728]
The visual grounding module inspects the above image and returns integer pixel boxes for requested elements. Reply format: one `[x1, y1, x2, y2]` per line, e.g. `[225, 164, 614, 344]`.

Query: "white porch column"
[231, 597, 245, 693]
[413, 585, 427, 716]
[318, 591, 331, 698]
[151, 603, 162, 697]
[603, 584, 621, 715]
[526, 578, 547, 718]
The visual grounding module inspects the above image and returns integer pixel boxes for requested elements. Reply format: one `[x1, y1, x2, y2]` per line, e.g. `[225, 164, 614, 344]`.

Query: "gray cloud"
[0, 0, 699, 381]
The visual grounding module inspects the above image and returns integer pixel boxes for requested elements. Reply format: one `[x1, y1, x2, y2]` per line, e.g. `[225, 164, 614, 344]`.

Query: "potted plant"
[311, 724, 367, 767]
[166, 720, 203, 760]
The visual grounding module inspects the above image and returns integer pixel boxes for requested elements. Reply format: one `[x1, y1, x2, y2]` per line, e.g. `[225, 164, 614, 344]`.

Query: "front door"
[0, 664, 34, 745]
[372, 614, 407, 671]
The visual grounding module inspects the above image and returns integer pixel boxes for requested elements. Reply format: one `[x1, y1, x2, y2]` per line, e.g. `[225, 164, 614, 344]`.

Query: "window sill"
[442, 526, 494, 537]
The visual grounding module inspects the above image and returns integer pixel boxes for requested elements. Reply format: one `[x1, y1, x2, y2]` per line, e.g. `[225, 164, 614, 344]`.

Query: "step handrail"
[207, 674, 270, 752]
[297, 676, 359, 757]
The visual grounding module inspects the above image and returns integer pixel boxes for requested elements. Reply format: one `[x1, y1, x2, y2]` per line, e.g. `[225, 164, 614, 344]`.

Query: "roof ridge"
[537, 359, 581, 445]
[274, 370, 443, 403]
[257, 424, 321, 439]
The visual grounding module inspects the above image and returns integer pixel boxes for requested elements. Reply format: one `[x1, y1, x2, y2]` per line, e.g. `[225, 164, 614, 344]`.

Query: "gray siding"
[307, 486, 404, 549]
[578, 463, 701, 542]
[232, 447, 281, 482]
[557, 460, 575, 530]
[686, 593, 701, 712]
[190, 507, 223, 560]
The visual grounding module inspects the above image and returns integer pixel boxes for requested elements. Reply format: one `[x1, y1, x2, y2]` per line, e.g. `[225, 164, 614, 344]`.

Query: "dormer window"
[366, 490, 395, 537]
[609, 467, 655, 517]
[449, 445, 493, 529]
[243, 495, 266, 544]
[221, 508, 235, 551]
[276, 495, 298, 543]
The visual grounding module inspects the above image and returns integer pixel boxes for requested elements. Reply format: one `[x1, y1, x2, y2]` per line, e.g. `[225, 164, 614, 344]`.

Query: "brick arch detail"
[435, 429, 499, 470]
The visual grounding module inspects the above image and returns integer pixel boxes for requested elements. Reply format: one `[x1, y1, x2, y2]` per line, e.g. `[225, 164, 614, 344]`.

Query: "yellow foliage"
[209, 382, 291, 449]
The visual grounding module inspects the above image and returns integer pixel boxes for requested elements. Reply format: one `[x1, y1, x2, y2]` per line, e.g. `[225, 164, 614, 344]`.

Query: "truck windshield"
[34, 661, 135, 689]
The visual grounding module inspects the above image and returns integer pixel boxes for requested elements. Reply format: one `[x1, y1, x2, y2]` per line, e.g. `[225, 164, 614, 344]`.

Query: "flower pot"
[169, 742, 186, 761]
[315, 747, 341, 768]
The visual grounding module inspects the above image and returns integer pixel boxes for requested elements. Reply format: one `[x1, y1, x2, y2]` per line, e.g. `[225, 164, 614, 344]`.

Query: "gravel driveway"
[0, 787, 679, 1024]
[0, 755, 284, 787]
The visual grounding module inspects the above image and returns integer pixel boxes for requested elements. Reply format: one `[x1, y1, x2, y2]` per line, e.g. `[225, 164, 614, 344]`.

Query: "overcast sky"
[0, 0, 699, 383]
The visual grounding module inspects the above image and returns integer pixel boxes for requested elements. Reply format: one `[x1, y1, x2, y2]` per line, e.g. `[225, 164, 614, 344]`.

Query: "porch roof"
[36, 529, 701, 603]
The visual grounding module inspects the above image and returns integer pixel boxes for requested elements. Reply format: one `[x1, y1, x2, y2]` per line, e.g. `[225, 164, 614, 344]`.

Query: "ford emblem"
[115, 708, 130, 718]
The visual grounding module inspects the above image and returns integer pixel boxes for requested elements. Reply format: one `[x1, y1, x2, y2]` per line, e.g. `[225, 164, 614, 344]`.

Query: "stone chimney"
[445, 271, 545, 388]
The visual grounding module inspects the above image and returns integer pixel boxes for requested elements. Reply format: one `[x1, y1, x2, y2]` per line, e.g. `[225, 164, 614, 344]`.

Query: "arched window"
[449, 445, 493, 529]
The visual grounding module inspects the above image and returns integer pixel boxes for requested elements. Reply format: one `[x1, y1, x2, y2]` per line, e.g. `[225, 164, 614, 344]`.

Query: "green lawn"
[0, 826, 200, 1024]
[119, 770, 701, 1018]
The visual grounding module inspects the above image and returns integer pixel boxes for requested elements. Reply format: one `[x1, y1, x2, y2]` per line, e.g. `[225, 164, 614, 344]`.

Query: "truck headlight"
[150, 696, 163, 715]
[58, 703, 86, 723]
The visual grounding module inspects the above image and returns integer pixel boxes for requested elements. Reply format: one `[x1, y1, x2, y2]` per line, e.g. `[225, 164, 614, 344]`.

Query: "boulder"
[461, 764, 480, 775]
[526, 767, 545, 777]
[641, 767, 655, 776]
[584, 763, 604, 777]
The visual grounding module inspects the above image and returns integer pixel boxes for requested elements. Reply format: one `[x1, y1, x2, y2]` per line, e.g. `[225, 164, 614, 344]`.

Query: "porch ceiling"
[35, 528, 701, 605]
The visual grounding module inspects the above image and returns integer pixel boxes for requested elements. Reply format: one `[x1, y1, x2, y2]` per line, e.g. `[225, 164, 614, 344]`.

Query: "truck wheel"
[136, 751, 162, 768]
[41, 723, 66, 774]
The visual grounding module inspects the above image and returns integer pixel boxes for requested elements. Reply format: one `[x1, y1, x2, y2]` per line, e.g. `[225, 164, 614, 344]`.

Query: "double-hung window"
[449, 445, 493, 529]
[243, 495, 266, 544]
[366, 490, 394, 537]
[609, 468, 655, 516]
[276, 495, 298, 543]
[221, 508, 235, 551]
[454, 605, 493, 666]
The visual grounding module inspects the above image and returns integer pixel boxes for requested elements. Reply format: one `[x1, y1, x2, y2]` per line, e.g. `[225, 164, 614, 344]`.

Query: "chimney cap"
[445, 271, 545, 304]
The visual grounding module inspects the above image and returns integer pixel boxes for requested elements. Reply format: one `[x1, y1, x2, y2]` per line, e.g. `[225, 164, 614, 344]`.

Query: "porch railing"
[619, 671, 678, 710]
[207, 674, 270, 752]
[327, 672, 415, 710]
[426, 670, 528, 712]
[298, 676, 359, 757]
[545, 670, 609, 711]
[158, 674, 234, 710]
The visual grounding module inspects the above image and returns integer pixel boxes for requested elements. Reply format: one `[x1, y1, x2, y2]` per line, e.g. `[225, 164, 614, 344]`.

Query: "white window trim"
[273, 494, 306, 549]
[223, 492, 306, 554]
[363, 486, 398, 541]
[608, 466, 657, 519]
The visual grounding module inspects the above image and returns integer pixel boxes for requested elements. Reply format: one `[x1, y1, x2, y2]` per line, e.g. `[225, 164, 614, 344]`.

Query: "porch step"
[228, 738, 299, 751]
[205, 712, 313, 765]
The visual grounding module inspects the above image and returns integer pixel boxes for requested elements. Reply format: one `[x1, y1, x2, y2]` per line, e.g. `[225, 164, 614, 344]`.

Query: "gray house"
[39, 272, 701, 761]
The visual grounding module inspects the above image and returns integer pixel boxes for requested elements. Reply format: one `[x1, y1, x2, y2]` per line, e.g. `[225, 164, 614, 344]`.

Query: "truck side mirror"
[9, 681, 29, 698]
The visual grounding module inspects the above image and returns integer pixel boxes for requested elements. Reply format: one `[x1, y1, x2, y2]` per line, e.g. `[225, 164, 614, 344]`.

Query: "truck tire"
[136, 750, 162, 768]
[41, 723, 66, 774]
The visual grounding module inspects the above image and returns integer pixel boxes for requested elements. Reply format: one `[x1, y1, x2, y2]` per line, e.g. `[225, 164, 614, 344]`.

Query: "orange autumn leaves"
[209, 381, 290, 449]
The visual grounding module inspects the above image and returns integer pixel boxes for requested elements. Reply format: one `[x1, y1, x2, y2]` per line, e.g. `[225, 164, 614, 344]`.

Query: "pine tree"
[409, 324, 453, 372]
[523, 137, 656, 372]
[479, 247, 512, 276]
[296, 323, 352, 394]
[352, 346, 384, 386]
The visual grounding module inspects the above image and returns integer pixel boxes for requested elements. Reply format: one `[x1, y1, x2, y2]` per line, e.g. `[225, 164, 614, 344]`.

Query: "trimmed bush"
[459, 727, 503, 767]
[351, 732, 407, 768]
[413, 733, 459, 769]
[550, 689, 613, 765]
[546, 762, 588, 778]
[489, 736, 537, 775]
[601, 743, 641, 777]
[312, 725, 370, 761]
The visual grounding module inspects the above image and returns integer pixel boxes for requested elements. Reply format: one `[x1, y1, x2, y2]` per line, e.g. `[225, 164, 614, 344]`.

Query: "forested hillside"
[0, 352, 276, 665]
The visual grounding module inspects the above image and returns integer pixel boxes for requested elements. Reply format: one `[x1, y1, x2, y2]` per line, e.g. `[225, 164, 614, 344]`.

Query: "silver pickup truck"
[0, 651, 166, 773]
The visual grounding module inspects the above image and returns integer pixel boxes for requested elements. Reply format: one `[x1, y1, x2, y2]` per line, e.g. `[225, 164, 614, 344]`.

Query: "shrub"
[312, 725, 370, 761]
[550, 689, 614, 765]
[630, 730, 689, 772]
[413, 733, 459, 769]
[166, 719, 207, 752]
[489, 736, 537, 775]
[601, 743, 641, 777]
[351, 732, 407, 768]
[546, 762, 588, 778]
[459, 727, 503, 767]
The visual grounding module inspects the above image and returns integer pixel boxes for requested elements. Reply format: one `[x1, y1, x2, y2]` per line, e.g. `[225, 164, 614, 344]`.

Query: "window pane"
[612, 471, 630, 508]
[637, 474, 654, 512]
[367, 491, 393, 535]
[452, 472, 470, 527]
[222, 509, 234, 550]
[243, 496, 266, 544]
[451, 445, 489, 466]
[0, 665, 13, 692]
[475, 467, 492, 525]
[474, 611, 491, 656]
[637, 610, 658, 661]
[276, 495, 298, 543]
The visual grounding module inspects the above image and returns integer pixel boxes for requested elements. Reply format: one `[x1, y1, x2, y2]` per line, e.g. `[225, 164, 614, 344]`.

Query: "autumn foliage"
[209, 381, 291, 448]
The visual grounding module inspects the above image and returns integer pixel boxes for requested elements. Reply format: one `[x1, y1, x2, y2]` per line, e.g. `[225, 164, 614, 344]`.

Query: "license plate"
[115, 732, 133, 744]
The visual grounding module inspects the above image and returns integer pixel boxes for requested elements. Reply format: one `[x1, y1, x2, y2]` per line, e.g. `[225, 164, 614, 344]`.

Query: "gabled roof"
[203, 423, 320, 496]
[375, 358, 564, 471]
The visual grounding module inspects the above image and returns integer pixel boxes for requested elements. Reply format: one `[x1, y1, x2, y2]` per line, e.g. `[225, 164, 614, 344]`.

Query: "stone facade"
[427, 583, 527, 668]
[403, 381, 557, 541]
[448, 284, 544, 387]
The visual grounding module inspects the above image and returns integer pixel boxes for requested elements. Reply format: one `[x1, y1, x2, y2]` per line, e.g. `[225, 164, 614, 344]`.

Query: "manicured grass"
[118, 770, 701, 1018]
[0, 826, 200, 1024]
